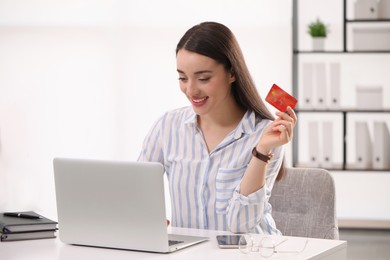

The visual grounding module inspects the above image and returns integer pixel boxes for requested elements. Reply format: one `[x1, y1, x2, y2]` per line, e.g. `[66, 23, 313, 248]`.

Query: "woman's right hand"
[257, 106, 297, 152]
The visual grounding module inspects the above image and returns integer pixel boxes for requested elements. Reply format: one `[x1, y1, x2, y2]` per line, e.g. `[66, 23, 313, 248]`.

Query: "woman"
[138, 22, 297, 234]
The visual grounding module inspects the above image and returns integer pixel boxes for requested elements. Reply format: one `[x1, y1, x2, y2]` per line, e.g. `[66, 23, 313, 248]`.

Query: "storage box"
[354, 0, 379, 19]
[353, 27, 390, 51]
[356, 86, 383, 110]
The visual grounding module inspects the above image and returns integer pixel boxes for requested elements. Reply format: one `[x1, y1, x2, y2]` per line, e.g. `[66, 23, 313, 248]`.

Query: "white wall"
[0, 0, 292, 220]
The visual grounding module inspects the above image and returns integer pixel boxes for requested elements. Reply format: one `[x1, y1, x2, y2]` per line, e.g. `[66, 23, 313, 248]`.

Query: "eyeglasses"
[238, 234, 308, 258]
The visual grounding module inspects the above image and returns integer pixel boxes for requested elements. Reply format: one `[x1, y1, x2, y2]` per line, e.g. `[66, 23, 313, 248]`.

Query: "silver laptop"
[53, 158, 208, 253]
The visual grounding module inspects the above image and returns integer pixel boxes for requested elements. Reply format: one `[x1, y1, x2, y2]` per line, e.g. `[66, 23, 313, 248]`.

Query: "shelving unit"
[296, 109, 390, 171]
[343, 0, 390, 52]
[292, 0, 390, 227]
[292, 0, 390, 170]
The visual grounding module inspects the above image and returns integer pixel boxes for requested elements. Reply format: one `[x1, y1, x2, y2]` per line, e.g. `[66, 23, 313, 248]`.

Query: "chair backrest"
[269, 167, 339, 239]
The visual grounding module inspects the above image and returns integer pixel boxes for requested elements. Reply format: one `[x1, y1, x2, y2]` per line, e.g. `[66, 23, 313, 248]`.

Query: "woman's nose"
[186, 81, 199, 96]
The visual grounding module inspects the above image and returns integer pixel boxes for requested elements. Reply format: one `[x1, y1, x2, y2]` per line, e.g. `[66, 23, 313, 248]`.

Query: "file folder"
[301, 63, 314, 109]
[308, 121, 320, 167]
[372, 121, 390, 169]
[355, 121, 373, 169]
[322, 121, 333, 168]
[314, 63, 327, 109]
[329, 63, 341, 109]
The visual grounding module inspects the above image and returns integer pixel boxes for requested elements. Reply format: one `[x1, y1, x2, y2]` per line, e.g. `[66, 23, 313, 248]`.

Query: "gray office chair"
[269, 167, 339, 240]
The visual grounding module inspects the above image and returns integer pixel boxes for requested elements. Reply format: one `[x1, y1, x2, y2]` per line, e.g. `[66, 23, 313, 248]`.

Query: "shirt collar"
[183, 109, 197, 125]
[183, 109, 259, 137]
[232, 109, 258, 139]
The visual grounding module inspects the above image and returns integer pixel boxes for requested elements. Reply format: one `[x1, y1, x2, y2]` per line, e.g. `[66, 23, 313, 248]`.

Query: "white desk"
[1, 227, 347, 260]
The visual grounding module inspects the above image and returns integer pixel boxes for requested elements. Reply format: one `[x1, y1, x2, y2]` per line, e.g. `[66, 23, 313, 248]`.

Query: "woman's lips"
[191, 96, 209, 107]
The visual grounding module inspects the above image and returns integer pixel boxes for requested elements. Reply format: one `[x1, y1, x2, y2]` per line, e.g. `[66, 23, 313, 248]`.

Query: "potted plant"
[307, 18, 328, 51]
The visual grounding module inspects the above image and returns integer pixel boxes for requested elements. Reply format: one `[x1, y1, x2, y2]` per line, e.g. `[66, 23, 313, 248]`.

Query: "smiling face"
[176, 49, 236, 117]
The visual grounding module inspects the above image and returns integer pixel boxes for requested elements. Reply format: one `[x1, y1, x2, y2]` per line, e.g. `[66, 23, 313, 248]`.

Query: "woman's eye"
[199, 77, 210, 82]
[178, 77, 187, 82]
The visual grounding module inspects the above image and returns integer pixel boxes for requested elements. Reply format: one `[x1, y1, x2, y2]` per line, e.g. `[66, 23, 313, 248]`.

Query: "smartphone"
[216, 235, 246, 249]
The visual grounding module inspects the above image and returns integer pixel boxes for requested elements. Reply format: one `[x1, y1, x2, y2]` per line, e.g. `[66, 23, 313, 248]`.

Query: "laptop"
[53, 158, 208, 253]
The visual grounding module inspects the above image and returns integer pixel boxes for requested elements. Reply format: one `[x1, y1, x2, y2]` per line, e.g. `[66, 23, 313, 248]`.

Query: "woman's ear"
[229, 69, 236, 84]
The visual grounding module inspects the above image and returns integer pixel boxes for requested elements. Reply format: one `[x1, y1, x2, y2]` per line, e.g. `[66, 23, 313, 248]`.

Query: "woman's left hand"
[258, 106, 297, 152]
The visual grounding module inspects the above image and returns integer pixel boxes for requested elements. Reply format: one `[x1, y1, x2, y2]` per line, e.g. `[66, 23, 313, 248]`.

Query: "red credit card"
[265, 84, 297, 112]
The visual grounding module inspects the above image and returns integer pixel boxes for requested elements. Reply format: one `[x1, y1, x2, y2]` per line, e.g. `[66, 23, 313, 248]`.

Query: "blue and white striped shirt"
[138, 106, 284, 234]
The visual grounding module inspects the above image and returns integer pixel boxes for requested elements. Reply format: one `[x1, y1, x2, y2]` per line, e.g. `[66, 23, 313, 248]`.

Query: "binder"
[329, 63, 341, 109]
[308, 121, 320, 167]
[301, 63, 314, 109]
[315, 63, 327, 109]
[1, 230, 56, 241]
[372, 121, 390, 170]
[322, 121, 333, 168]
[355, 122, 373, 169]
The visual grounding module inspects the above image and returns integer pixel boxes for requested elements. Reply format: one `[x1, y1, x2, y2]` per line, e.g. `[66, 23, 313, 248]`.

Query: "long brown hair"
[176, 21, 286, 180]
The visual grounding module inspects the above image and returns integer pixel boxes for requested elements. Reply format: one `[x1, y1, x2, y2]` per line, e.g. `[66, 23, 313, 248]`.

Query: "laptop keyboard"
[169, 240, 184, 246]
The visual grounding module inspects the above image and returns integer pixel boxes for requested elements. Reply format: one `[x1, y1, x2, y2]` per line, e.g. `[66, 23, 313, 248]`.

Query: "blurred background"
[0, 0, 293, 218]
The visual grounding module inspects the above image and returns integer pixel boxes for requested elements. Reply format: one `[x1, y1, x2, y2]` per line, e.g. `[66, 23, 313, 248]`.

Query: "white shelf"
[292, 0, 390, 226]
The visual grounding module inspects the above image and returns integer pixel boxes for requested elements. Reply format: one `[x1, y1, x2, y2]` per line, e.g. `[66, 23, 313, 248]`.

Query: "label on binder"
[265, 84, 298, 112]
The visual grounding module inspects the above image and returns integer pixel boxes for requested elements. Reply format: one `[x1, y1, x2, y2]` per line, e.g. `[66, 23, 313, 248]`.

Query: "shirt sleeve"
[226, 144, 284, 234]
[137, 114, 165, 164]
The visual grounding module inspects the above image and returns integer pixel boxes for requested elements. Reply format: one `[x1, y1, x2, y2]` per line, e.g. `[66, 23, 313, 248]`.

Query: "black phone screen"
[216, 235, 246, 248]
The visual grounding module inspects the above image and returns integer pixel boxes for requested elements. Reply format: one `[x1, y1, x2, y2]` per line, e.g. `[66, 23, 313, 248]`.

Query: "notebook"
[53, 158, 208, 253]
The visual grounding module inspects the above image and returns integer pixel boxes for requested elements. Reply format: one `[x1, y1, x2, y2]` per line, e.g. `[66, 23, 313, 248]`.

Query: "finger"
[277, 107, 297, 120]
[286, 106, 297, 124]
[273, 124, 291, 141]
[273, 121, 293, 138]
[274, 119, 293, 132]
[276, 110, 295, 125]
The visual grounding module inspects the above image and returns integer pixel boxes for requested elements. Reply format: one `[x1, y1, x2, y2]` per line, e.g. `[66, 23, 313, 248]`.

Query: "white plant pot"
[312, 37, 325, 51]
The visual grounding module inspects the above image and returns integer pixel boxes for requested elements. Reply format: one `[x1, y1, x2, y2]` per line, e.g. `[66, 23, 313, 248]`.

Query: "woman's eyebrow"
[194, 70, 212, 75]
[176, 69, 212, 75]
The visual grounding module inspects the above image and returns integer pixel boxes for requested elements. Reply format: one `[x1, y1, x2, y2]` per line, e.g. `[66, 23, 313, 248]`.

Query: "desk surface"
[1, 227, 347, 260]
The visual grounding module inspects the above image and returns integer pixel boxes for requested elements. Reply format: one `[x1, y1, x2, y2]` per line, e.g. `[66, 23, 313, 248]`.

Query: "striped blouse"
[138, 106, 284, 234]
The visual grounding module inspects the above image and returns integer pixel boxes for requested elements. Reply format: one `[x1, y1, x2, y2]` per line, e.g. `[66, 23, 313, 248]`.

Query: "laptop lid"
[53, 158, 207, 253]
